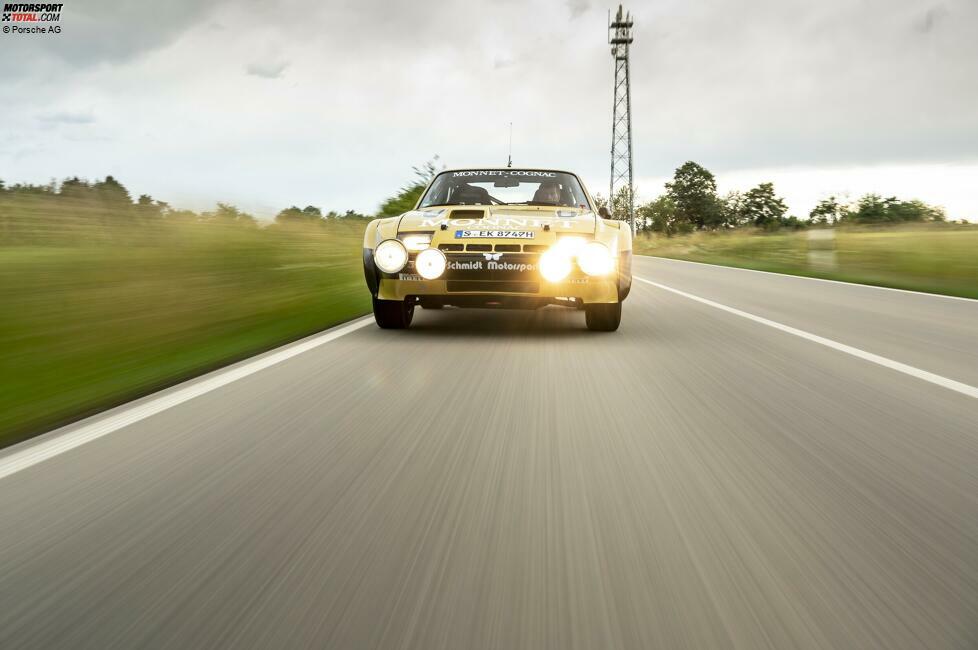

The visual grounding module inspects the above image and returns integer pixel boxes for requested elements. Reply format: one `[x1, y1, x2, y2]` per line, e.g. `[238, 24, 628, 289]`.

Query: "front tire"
[373, 296, 414, 329]
[585, 302, 621, 332]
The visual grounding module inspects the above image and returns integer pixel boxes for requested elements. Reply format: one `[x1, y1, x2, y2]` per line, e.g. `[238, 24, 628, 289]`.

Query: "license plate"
[454, 230, 534, 239]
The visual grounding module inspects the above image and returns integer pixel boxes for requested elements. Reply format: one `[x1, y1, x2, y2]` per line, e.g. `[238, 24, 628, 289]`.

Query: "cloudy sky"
[2, 0, 976, 219]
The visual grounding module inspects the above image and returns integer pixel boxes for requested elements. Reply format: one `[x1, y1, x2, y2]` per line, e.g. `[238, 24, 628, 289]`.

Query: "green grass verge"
[0, 220, 370, 448]
[633, 225, 978, 300]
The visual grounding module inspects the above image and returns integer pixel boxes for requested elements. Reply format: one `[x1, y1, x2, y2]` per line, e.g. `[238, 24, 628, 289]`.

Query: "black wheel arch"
[363, 247, 379, 296]
[618, 251, 632, 301]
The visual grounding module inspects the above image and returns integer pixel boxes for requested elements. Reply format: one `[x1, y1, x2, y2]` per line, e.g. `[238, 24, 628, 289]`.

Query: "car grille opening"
[465, 244, 492, 252]
[447, 281, 540, 293]
[494, 244, 521, 252]
[448, 210, 486, 219]
[438, 243, 464, 251]
[523, 244, 548, 253]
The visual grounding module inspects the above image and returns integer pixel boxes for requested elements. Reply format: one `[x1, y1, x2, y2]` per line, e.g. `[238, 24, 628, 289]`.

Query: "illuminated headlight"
[374, 239, 408, 274]
[401, 234, 432, 251]
[539, 248, 572, 282]
[578, 242, 614, 276]
[415, 248, 447, 280]
[555, 236, 587, 255]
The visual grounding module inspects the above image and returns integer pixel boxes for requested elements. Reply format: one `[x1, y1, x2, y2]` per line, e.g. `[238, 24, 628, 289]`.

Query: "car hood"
[397, 206, 597, 236]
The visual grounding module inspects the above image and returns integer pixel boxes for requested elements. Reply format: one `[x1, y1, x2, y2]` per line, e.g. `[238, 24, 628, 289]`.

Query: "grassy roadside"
[633, 225, 978, 300]
[0, 219, 370, 449]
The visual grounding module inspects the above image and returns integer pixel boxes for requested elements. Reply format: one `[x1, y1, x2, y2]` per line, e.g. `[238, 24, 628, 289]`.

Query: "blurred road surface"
[1, 256, 976, 649]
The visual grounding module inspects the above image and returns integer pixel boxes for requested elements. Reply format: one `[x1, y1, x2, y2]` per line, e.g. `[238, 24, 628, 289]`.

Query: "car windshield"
[418, 170, 591, 209]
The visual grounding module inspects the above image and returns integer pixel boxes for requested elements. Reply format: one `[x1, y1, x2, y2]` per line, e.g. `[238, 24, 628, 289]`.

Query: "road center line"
[0, 316, 375, 481]
[634, 276, 978, 400]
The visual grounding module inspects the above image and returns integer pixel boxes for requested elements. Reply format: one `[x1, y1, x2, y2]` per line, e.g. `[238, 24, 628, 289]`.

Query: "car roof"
[437, 167, 581, 176]
[415, 167, 597, 211]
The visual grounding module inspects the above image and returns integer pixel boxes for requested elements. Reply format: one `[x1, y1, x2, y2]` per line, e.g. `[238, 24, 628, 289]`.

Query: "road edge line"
[0, 316, 375, 481]
[634, 276, 978, 400]
[636, 255, 977, 303]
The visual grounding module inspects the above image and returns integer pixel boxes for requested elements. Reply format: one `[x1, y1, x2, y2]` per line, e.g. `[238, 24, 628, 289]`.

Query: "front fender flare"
[618, 251, 632, 301]
[363, 247, 379, 296]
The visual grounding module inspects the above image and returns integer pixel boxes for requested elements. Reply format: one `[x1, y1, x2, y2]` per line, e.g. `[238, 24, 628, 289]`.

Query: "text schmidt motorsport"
[2, 3, 61, 32]
[447, 260, 536, 272]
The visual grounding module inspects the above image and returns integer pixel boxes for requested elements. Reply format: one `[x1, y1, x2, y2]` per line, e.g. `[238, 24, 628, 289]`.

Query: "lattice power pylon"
[608, 4, 635, 232]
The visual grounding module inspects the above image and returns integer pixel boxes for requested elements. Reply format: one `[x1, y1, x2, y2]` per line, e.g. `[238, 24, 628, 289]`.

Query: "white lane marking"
[637, 255, 977, 303]
[635, 276, 978, 400]
[0, 316, 375, 481]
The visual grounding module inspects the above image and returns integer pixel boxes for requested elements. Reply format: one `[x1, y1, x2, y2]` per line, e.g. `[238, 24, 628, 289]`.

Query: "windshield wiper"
[420, 203, 489, 208]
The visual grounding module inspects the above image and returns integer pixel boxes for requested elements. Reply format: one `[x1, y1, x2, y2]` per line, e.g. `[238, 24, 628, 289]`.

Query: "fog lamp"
[539, 248, 571, 282]
[415, 248, 447, 280]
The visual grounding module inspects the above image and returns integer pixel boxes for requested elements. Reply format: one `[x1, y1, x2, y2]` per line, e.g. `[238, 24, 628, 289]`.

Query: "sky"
[1, 0, 976, 220]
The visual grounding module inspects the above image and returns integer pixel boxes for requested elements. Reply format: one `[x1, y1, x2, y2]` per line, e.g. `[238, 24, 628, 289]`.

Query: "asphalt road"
[1, 256, 976, 649]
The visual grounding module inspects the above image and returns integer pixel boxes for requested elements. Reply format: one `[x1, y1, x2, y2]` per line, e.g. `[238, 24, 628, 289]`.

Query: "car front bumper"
[376, 276, 620, 304]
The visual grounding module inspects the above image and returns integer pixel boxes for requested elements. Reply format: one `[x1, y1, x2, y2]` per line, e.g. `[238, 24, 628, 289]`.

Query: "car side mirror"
[598, 207, 610, 219]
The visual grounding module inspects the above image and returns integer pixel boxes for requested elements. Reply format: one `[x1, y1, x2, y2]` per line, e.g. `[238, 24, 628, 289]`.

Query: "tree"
[781, 215, 807, 230]
[637, 195, 691, 236]
[665, 162, 724, 229]
[720, 191, 748, 228]
[94, 176, 132, 209]
[378, 156, 442, 217]
[848, 195, 945, 224]
[165, 209, 200, 223]
[850, 194, 886, 223]
[277, 206, 309, 223]
[207, 202, 257, 227]
[592, 193, 608, 214]
[135, 194, 167, 220]
[91, 175, 134, 228]
[740, 182, 788, 229]
[885, 198, 944, 223]
[609, 185, 633, 222]
[59, 177, 93, 200]
[809, 196, 847, 225]
[275, 204, 326, 225]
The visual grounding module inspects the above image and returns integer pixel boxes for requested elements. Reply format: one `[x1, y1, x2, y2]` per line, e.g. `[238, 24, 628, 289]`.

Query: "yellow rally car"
[362, 168, 632, 331]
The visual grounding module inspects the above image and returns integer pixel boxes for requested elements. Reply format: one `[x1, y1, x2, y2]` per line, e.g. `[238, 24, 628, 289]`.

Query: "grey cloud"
[567, 0, 589, 19]
[1, 0, 234, 76]
[212, 0, 978, 177]
[493, 56, 517, 70]
[1, 0, 976, 216]
[246, 60, 290, 79]
[917, 4, 948, 33]
[627, 0, 978, 172]
[37, 111, 96, 125]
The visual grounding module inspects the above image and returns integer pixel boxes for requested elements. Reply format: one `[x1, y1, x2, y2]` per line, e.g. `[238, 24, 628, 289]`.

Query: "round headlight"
[539, 248, 572, 282]
[578, 242, 614, 276]
[374, 239, 408, 274]
[415, 248, 447, 280]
